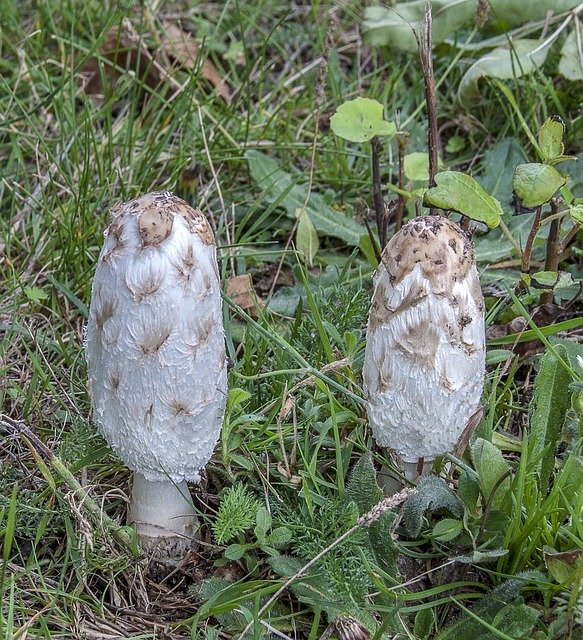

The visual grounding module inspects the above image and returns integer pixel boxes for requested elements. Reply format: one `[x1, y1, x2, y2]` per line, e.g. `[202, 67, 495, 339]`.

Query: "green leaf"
[544, 548, 583, 585]
[445, 136, 466, 154]
[346, 455, 383, 515]
[559, 22, 583, 80]
[254, 506, 272, 541]
[470, 438, 511, 511]
[512, 163, 567, 207]
[404, 151, 445, 181]
[330, 97, 396, 143]
[23, 286, 48, 302]
[423, 171, 503, 227]
[402, 475, 464, 538]
[569, 203, 583, 224]
[295, 208, 319, 267]
[266, 527, 292, 548]
[224, 543, 246, 561]
[432, 518, 463, 542]
[458, 470, 480, 512]
[246, 150, 365, 246]
[459, 39, 550, 103]
[530, 345, 572, 492]
[531, 270, 573, 290]
[538, 116, 564, 162]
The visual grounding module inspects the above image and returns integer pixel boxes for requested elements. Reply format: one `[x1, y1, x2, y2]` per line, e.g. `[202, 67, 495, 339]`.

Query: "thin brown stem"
[419, 2, 441, 214]
[541, 198, 562, 304]
[396, 132, 409, 230]
[371, 136, 386, 246]
[521, 206, 543, 280]
[560, 221, 581, 254]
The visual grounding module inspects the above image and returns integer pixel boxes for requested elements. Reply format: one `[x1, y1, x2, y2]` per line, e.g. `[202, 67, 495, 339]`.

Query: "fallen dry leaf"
[225, 274, 264, 317]
[158, 22, 232, 105]
[80, 19, 159, 105]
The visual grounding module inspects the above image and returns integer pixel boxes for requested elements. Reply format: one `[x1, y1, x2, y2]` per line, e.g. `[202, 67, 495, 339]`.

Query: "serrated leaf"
[423, 171, 502, 227]
[346, 455, 383, 515]
[538, 116, 565, 162]
[296, 208, 319, 267]
[432, 518, 463, 542]
[530, 345, 572, 493]
[459, 39, 549, 103]
[559, 22, 583, 80]
[470, 438, 511, 511]
[246, 150, 365, 246]
[404, 152, 445, 181]
[569, 203, 583, 224]
[512, 163, 567, 207]
[266, 527, 292, 548]
[330, 97, 396, 143]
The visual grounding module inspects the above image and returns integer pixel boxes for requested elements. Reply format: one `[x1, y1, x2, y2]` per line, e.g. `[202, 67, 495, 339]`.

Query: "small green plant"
[212, 483, 261, 545]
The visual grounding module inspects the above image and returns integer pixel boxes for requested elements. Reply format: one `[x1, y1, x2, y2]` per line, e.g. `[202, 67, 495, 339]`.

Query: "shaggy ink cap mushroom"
[363, 216, 485, 481]
[85, 192, 227, 558]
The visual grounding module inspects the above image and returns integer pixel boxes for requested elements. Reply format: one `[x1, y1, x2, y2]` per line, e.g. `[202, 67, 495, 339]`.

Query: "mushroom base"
[128, 472, 198, 560]
[377, 458, 432, 495]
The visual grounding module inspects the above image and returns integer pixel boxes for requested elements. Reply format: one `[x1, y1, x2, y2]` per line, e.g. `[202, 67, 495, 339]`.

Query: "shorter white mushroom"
[85, 192, 227, 559]
[363, 216, 485, 484]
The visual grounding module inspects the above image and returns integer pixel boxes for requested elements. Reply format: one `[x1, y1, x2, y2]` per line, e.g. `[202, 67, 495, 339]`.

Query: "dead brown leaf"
[225, 274, 264, 317]
[157, 22, 232, 105]
[80, 19, 159, 105]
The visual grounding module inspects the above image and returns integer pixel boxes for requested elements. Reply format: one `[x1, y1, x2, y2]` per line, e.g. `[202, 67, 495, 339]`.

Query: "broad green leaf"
[445, 136, 466, 154]
[432, 518, 463, 542]
[569, 203, 583, 224]
[246, 150, 365, 246]
[531, 270, 573, 290]
[491, 603, 540, 637]
[512, 163, 567, 208]
[538, 116, 564, 162]
[423, 171, 502, 227]
[404, 151, 445, 181]
[544, 548, 583, 585]
[363, 1, 581, 52]
[295, 208, 319, 266]
[470, 438, 511, 511]
[330, 97, 396, 143]
[402, 475, 464, 538]
[559, 23, 583, 80]
[530, 345, 572, 492]
[459, 39, 549, 103]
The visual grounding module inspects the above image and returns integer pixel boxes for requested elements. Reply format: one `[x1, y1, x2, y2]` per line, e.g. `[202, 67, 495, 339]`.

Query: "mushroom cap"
[362, 216, 485, 462]
[85, 192, 227, 482]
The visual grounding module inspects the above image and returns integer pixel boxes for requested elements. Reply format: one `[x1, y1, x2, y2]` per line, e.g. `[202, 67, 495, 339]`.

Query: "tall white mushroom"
[85, 192, 227, 558]
[363, 216, 485, 483]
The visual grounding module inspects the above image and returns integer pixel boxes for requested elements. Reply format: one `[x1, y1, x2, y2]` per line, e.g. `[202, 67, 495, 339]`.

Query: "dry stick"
[419, 2, 441, 219]
[237, 487, 416, 640]
[371, 136, 386, 247]
[0, 416, 134, 551]
[395, 132, 410, 232]
[541, 197, 562, 305]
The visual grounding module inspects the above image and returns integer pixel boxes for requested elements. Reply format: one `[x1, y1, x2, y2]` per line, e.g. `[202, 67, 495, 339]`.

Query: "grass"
[1, 1, 582, 638]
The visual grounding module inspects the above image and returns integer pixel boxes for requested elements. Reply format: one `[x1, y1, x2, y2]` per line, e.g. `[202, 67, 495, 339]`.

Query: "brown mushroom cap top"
[380, 215, 474, 294]
[109, 192, 214, 248]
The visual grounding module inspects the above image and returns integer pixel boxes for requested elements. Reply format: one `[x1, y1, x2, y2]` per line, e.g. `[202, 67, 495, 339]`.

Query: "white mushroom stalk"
[363, 216, 485, 484]
[85, 192, 227, 558]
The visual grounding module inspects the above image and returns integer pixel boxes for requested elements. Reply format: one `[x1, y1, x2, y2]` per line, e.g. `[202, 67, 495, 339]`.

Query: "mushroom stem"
[128, 472, 198, 556]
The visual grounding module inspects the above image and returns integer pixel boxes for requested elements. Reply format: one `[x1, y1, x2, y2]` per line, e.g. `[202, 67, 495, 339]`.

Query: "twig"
[541, 197, 562, 305]
[0, 415, 134, 551]
[371, 136, 386, 246]
[418, 3, 441, 204]
[236, 487, 416, 639]
[395, 132, 410, 231]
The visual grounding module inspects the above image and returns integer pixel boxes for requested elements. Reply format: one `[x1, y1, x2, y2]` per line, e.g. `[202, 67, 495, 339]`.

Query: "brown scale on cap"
[115, 192, 214, 248]
[381, 216, 473, 296]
